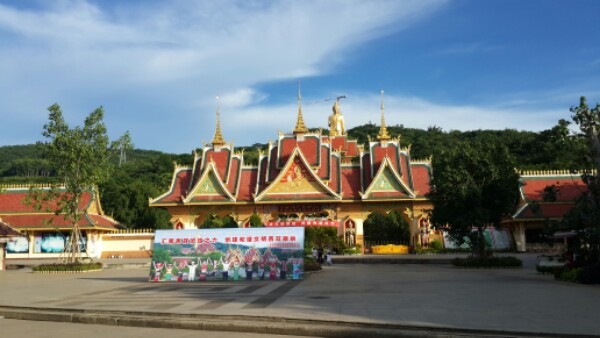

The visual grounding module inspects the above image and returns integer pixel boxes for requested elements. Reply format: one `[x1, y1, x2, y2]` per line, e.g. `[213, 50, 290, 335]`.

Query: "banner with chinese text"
[150, 227, 304, 282]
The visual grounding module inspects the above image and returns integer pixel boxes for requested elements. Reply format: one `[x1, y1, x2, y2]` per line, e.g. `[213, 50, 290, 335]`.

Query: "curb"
[0, 306, 594, 338]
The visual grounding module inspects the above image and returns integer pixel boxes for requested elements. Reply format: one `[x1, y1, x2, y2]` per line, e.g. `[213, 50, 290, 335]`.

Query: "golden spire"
[211, 96, 226, 146]
[377, 90, 390, 141]
[293, 80, 308, 135]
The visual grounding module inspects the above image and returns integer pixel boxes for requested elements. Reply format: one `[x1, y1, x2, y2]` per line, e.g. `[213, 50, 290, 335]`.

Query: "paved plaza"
[1, 256, 599, 337]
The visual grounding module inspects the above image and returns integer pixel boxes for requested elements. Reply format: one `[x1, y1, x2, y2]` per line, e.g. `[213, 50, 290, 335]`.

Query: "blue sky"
[1, 0, 599, 153]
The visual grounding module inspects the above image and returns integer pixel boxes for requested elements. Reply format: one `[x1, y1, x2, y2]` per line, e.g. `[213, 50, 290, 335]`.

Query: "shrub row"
[452, 256, 523, 268]
[553, 263, 600, 284]
[32, 262, 103, 273]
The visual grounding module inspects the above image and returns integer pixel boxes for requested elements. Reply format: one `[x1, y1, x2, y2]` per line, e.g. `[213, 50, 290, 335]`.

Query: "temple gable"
[255, 147, 341, 202]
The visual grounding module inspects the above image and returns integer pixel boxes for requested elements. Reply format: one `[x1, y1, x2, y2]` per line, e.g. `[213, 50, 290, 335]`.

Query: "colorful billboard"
[150, 227, 305, 282]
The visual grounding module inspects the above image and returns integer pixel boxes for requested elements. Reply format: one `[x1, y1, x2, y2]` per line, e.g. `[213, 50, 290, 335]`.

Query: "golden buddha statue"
[328, 100, 346, 136]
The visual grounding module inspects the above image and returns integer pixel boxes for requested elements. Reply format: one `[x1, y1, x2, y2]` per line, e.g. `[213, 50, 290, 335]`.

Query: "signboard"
[264, 220, 338, 227]
[150, 227, 304, 282]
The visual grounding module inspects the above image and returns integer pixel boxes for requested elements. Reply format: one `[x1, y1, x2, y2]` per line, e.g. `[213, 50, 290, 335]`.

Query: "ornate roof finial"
[293, 80, 308, 135]
[211, 96, 226, 146]
[377, 90, 390, 141]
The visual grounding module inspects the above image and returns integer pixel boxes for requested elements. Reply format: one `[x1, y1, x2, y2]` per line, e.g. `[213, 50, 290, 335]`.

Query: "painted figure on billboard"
[150, 227, 304, 282]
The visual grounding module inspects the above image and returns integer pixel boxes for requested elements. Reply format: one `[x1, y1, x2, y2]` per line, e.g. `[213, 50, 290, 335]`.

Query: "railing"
[112, 229, 155, 234]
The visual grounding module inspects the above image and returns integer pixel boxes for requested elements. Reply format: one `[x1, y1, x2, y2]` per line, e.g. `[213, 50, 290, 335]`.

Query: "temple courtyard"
[1, 256, 599, 337]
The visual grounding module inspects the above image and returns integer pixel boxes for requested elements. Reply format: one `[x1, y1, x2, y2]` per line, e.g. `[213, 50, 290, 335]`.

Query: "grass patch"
[32, 262, 103, 273]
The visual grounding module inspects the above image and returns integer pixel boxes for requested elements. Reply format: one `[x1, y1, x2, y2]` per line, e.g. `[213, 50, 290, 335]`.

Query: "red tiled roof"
[328, 155, 341, 193]
[399, 152, 409, 180]
[237, 168, 258, 201]
[361, 154, 372, 192]
[331, 136, 347, 153]
[346, 140, 358, 157]
[0, 190, 93, 213]
[514, 203, 575, 220]
[411, 164, 431, 197]
[153, 169, 192, 203]
[226, 157, 241, 192]
[258, 156, 269, 194]
[1, 213, 117, 230]
[278, 136, 320, 167]
[371, 144, 400, 176]
[341, 167, 361, 199]
[316, 146, 330, 180]
[268, 146, 281, 182]
[204, 148, 231, 182]
[521, 177, 586, 201]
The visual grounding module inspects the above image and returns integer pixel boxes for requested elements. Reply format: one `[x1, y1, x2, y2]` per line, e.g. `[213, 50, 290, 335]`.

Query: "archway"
[363, 210, 410, 249]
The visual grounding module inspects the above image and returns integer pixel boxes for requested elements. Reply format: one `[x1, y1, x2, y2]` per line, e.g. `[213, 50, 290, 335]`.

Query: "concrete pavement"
[1, 255, 599, 337]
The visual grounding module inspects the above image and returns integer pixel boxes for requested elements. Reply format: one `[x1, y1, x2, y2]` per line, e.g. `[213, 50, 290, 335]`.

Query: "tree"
[427, 142, 520, 257]
[118, 131, 134, 166]
[561, 97, 600, 263]
[363, 211, 410, 243]
[29, 104, 128, 263]
[249, 213, 264, 227]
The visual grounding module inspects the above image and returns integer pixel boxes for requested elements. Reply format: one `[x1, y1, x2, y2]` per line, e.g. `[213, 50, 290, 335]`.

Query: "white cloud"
[0, 0, 448, 152]
[215, 90, 571, 149]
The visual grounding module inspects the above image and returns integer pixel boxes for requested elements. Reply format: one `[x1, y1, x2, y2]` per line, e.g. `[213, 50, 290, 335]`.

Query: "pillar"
[354, 218, 364, 253]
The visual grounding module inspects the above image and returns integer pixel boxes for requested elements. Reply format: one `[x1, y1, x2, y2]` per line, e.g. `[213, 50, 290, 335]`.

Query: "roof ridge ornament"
[211, 96, 226, 147]
[293, 80, 309, 135]
[377, 90, 391, 142]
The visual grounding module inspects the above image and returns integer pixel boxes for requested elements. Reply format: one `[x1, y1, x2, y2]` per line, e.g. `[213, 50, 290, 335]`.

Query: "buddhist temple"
[150, 90, 434, 250]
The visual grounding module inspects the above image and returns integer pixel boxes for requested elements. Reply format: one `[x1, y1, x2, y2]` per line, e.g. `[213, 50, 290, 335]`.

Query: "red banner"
[264, 220, 339, 227]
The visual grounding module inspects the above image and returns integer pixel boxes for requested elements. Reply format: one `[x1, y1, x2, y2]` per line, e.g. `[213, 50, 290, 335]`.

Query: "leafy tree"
[305, 227, 339, 251]
[561, 97, 600, 263]
[427, 142, 520, 257]
[363, 211, 410, 243]
[28, 104, 128, 263]
[249, 213, 264, 227]
[118, 131, 134, 166]
[200, 214, 239, 228]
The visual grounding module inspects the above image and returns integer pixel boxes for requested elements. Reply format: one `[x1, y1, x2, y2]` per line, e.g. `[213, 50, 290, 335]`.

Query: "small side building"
[506, 170, 587, 252]
[0, 219, 22, 270]
[0, 184, 120, 259]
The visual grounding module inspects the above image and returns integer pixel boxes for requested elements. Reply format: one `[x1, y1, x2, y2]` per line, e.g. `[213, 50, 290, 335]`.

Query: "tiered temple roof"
[0, 185, 119, 231]
[150, 93, 432, 206]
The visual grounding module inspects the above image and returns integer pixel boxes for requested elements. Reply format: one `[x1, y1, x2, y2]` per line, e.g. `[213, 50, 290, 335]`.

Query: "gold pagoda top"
[293, 81, 309, 135]
[377, 90, 390, 141]
[211, 101, 226, 146]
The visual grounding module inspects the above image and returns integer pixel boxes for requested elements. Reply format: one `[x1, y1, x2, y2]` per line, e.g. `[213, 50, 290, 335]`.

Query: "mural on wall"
[7, 236, 29, 253]
[442, 227, 512, 250]
[150, 227, 305, 282]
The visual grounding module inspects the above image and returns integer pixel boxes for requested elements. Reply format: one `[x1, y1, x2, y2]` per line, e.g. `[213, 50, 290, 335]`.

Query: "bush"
[430, 240, 443, 251]
[536, 265, 564, 275]
[554, 267, 583, 283]
[303, 257, 322, 272]
[452, 256, 522, 268]
[32, 262, 103, 273]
